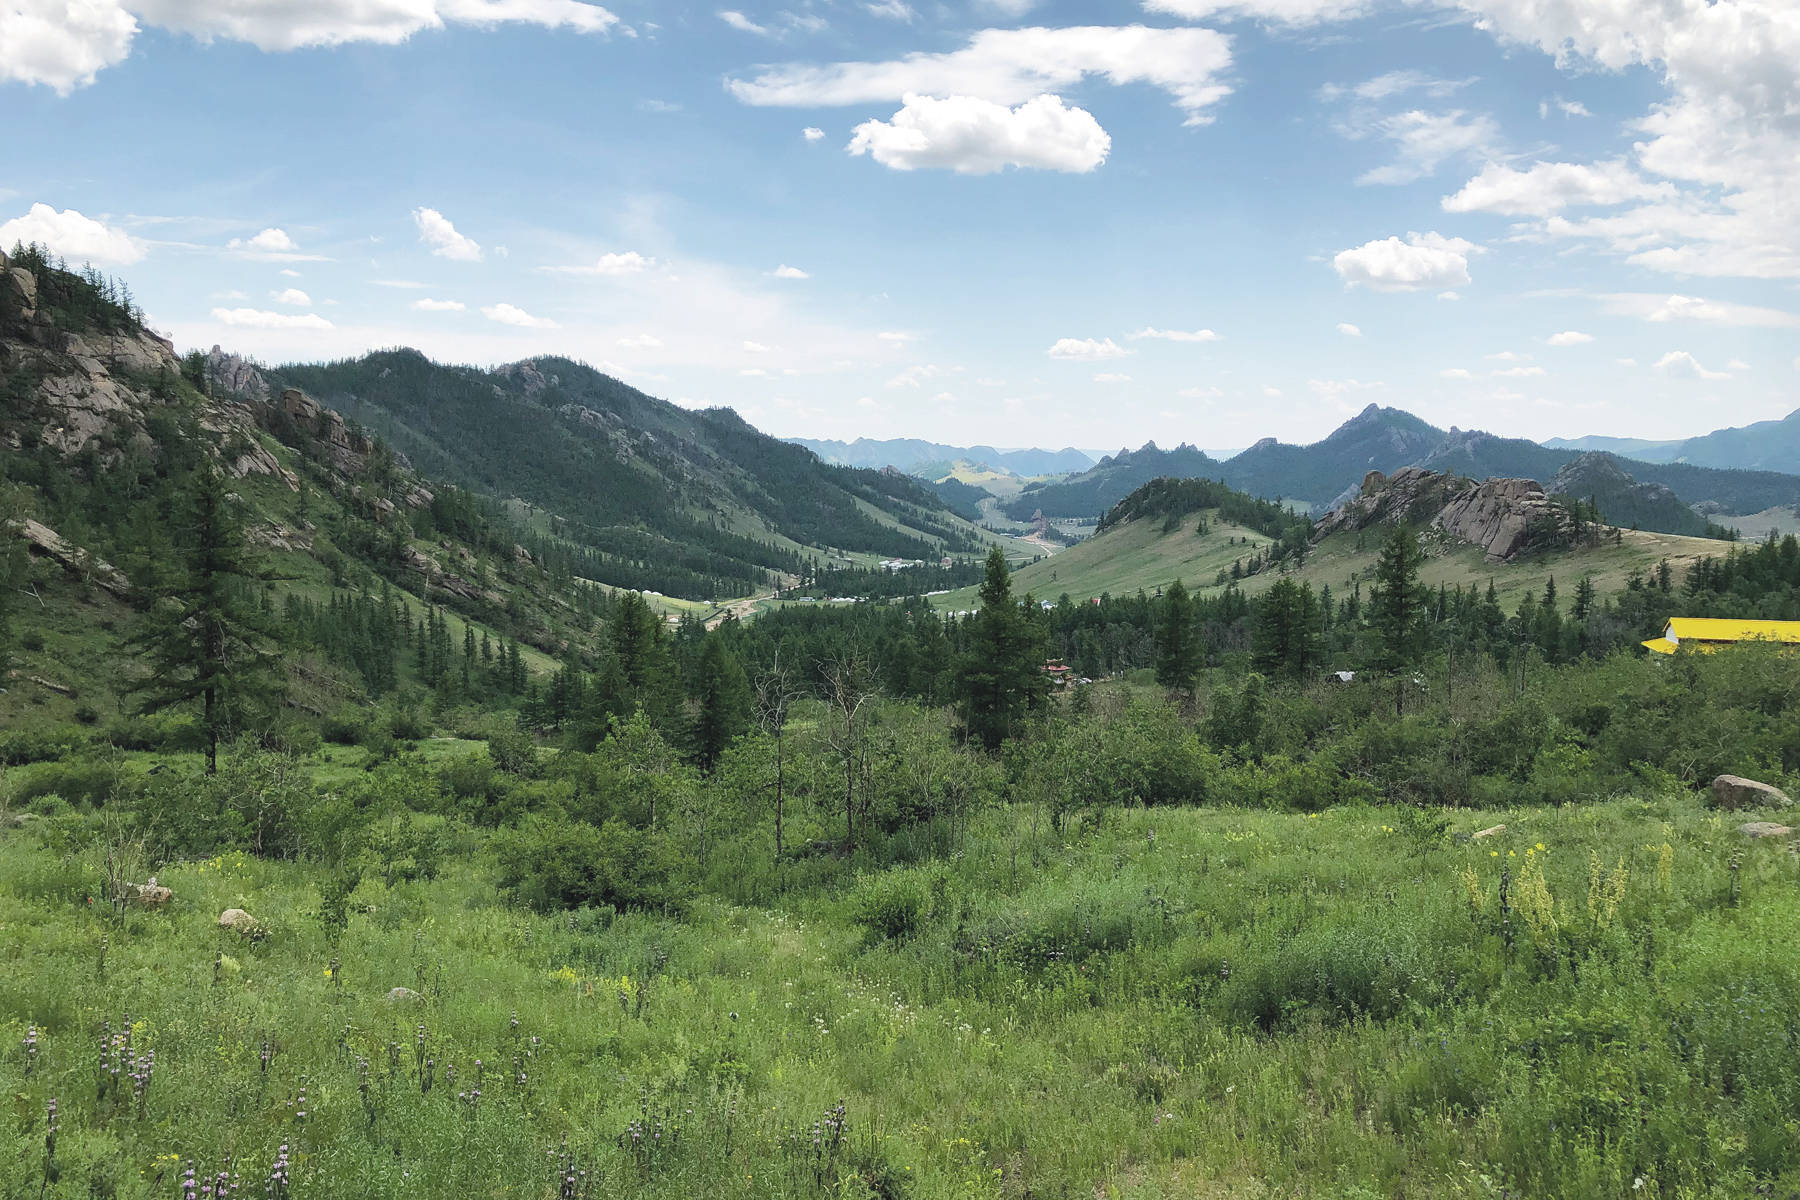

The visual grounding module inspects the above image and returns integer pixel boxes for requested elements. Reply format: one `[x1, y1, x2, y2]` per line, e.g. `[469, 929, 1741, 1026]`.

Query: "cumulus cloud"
[226, 226, 328, 263]
[413, 207, 482, 261]
[1442, 159, 1674, 217]
[411, 298, 465, 311]
[481, 302, 557, 328]
[545, 250, 654, 275]
[729, 25, 1234, 126]
[1336, 322, 1362, 336]
[803, 126, 825, 140]
[1440, 367, 1473, 379]
[210, 307, 333, 330]
[1598, 293, 1800, 329]
[1654, 350, 1731, 380]
[771, 264, 810, 279]
[1546, 330, 1593, 345]
[2, 0, 619, 92]
[0, 203, 144, 264]
[272, 288, 311, 305]
[849, 93, 1110, 174]
[1048, 337, 1128, 361]
[1332, 231, 1477, 292]
[718, 10, 767, 35]
[1130, 326, 1219, 343]
[866, 0, 914, 18]
[1494, 365, 1546, 377]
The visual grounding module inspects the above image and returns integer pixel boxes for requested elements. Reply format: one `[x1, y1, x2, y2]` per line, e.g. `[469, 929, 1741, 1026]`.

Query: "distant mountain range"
[997, 405, 1800, 537]
[1547, 408, 1800, 473]
[789, 437, 1094, 477]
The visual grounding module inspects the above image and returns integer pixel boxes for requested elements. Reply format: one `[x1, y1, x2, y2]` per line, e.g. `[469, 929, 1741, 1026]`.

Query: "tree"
[956, 548, 1047, 751]
[0, 485, 27, 676]
[1252, 578, 1320, 679]
[125, 468, 283, 773]
[1153, 579, 1200, 693]
[752, 649, 802, 859]
[688, 634, 752, 770]
[1367, 524, 1429, 714]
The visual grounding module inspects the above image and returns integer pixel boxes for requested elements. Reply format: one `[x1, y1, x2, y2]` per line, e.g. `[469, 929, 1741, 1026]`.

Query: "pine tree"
[1153, 578, 1200, 693]
[1252, 578, 1320, 679]
[956, 548, 1047, 751]
[689, 635, 753, 770]
[1368, 525, 1429, 714]
[124, 469, 283, 773]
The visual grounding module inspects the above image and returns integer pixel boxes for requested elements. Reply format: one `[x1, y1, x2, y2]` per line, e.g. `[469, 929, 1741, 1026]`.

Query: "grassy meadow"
[5, 785, 1798, 1199]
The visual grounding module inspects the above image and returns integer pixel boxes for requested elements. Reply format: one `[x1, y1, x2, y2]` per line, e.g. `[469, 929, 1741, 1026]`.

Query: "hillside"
[1000, 442, 1226, 520]
[791, 435, 1093, 477]
[1547, 407, 1800, 473]
[268, 352, 987, 598]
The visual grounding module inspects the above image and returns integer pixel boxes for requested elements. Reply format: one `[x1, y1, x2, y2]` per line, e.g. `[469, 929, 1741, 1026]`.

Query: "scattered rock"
[23, 673, 74, 697]
[125, 880, 172, 908]
[386, 987, 423, 1003]
[1739, 822, 1792, 839]
[205, 345, 269, 400]
[218, 908, 259, 933]
[1471, 824, 1507, 839]
[12, 517, 132, 597]
[1711, 775, 1792, 811]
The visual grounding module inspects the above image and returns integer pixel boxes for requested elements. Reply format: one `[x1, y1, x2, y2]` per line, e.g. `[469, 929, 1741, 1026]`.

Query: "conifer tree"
[1368, 524, 1429, 714]
[956, 548, 1047, 750]
[1153, 578, 1200, 693]
[125, 468, 282, 773]
[689, 635, 753, 770]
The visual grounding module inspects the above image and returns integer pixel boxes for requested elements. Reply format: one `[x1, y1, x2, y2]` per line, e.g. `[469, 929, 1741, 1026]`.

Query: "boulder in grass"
[1711, 775, 1792, 811]
[1739, 822, 1793, 839]
[218, 908, 260, 935]
[1471, 824, 1507, 839]
[126, 879, 172, 907]
[386, 987, 423, 1003]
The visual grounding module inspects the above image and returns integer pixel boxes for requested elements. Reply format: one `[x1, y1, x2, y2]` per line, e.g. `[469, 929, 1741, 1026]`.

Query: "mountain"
[791, 436, 1094, 477]
[1216, 405, 1445, 507]
[266, 352, 985, 598]
[1000, 443, 1224, 520]
[1652, 408, 1800, 474]
[1547, 453, 1715, 537]
[1542, 434, 1685, 460]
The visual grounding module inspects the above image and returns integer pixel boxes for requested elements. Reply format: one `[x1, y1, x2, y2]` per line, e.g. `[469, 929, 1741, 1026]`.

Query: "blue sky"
[3, 0, 1797, 450]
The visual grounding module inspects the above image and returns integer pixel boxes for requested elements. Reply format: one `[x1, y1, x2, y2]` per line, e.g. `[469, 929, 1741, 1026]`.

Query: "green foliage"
[495, 814, 685, 912]
[957, 548, 1049, 750]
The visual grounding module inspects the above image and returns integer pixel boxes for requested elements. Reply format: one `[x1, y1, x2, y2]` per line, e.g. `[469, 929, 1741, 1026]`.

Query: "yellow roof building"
[1642, 617, 1800, 655]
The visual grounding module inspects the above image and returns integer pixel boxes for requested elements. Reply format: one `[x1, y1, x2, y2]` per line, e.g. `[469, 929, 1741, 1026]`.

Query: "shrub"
[0, 727, 85, 765]
[854, 870, 926, 942]
[495, 814, 684, 913]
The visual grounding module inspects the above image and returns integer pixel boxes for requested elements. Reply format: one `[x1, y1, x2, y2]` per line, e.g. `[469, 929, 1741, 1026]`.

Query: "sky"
[2, 0, 1798, 452]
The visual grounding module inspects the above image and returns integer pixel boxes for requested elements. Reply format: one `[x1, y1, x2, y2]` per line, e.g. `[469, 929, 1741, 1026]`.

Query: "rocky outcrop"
[402, 546, 505, 607]
[281, 387, 371, 475]
[1314, 466, 1577, 562]
[205, 345, 269, 400]
[1712, 775, 1792, 811]
[11, 517, 131, 597]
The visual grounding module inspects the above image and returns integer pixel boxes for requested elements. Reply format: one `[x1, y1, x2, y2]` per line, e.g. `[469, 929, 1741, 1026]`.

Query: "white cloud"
[1654, 350, 1731, 380]
[1440, 367, 1473, 379]
[1093, 372, 1132, 383]
[849, 93, 1110, 174]
[1727, 358, 1751, 371]
[1262, 385, 1283, 397]
[616, 333, 662, 348]
[2, 0, 618, 92]
[866, 0, 914, 18]
[876, 330, 915, 343]
[803, 126, 826, 141]
[272, 287, 311, 306]
[210, 307, 333, 330]
[1356, 109, 1499, 187]
[1494, 365, 1546, 377]
[1327, 69, 1473, 102]
[888, 363, 946, 387]
[1332, 231, 1477, 292]
[1598, 293, 1800, 329]
[743, 340, 772, 353]
[1485, 351, 1529, 361]
[226, 226, 328, 263]
[1437, 290, 1461, 301]
[718, 10, 767, 34]
[1540, 96, 1590, 118]
[413, 207, 482, 262]
[1144, 0, 1370, 24]
[1546, 330, 1593, 346]
[1130, 326, 1219, 343]
[740, 367, 769, 377]
[729, 25, 1234, 126]
[481, 302, 557, 328]
[1336, 322, 1362, 337]
[545, 250, 654, 276]
[411, 298, 465, 311]
[0, 203, 144, 264]
[279, 268, 301, 277]
[370, 279, 429, 289]
[1048, 336, 1128, 361]
[1616, 357, 1638, 367]
[771, 264, 810, 279]
[1442, 159, 1673, 217]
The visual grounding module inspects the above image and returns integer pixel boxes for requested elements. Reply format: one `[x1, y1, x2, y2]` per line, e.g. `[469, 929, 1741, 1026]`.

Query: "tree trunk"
[204, 684, 217, 775]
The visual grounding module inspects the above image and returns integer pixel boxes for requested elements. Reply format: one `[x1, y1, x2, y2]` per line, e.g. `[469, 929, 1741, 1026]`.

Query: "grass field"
[4, 790, 1797, 1198]
[932, 510, 1736, 612]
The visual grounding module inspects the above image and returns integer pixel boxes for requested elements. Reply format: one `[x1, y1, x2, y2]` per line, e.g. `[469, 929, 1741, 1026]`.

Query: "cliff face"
[1314, 466, 1577, 562]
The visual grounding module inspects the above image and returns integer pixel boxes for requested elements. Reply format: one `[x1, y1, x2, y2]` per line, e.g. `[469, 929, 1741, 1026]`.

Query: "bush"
[72, 704, 99, 725]
[854, 870, 926, 941]
[495, 814, 684, 913]
[18, 629, 44, 652]
[0, 727, 85, 765]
